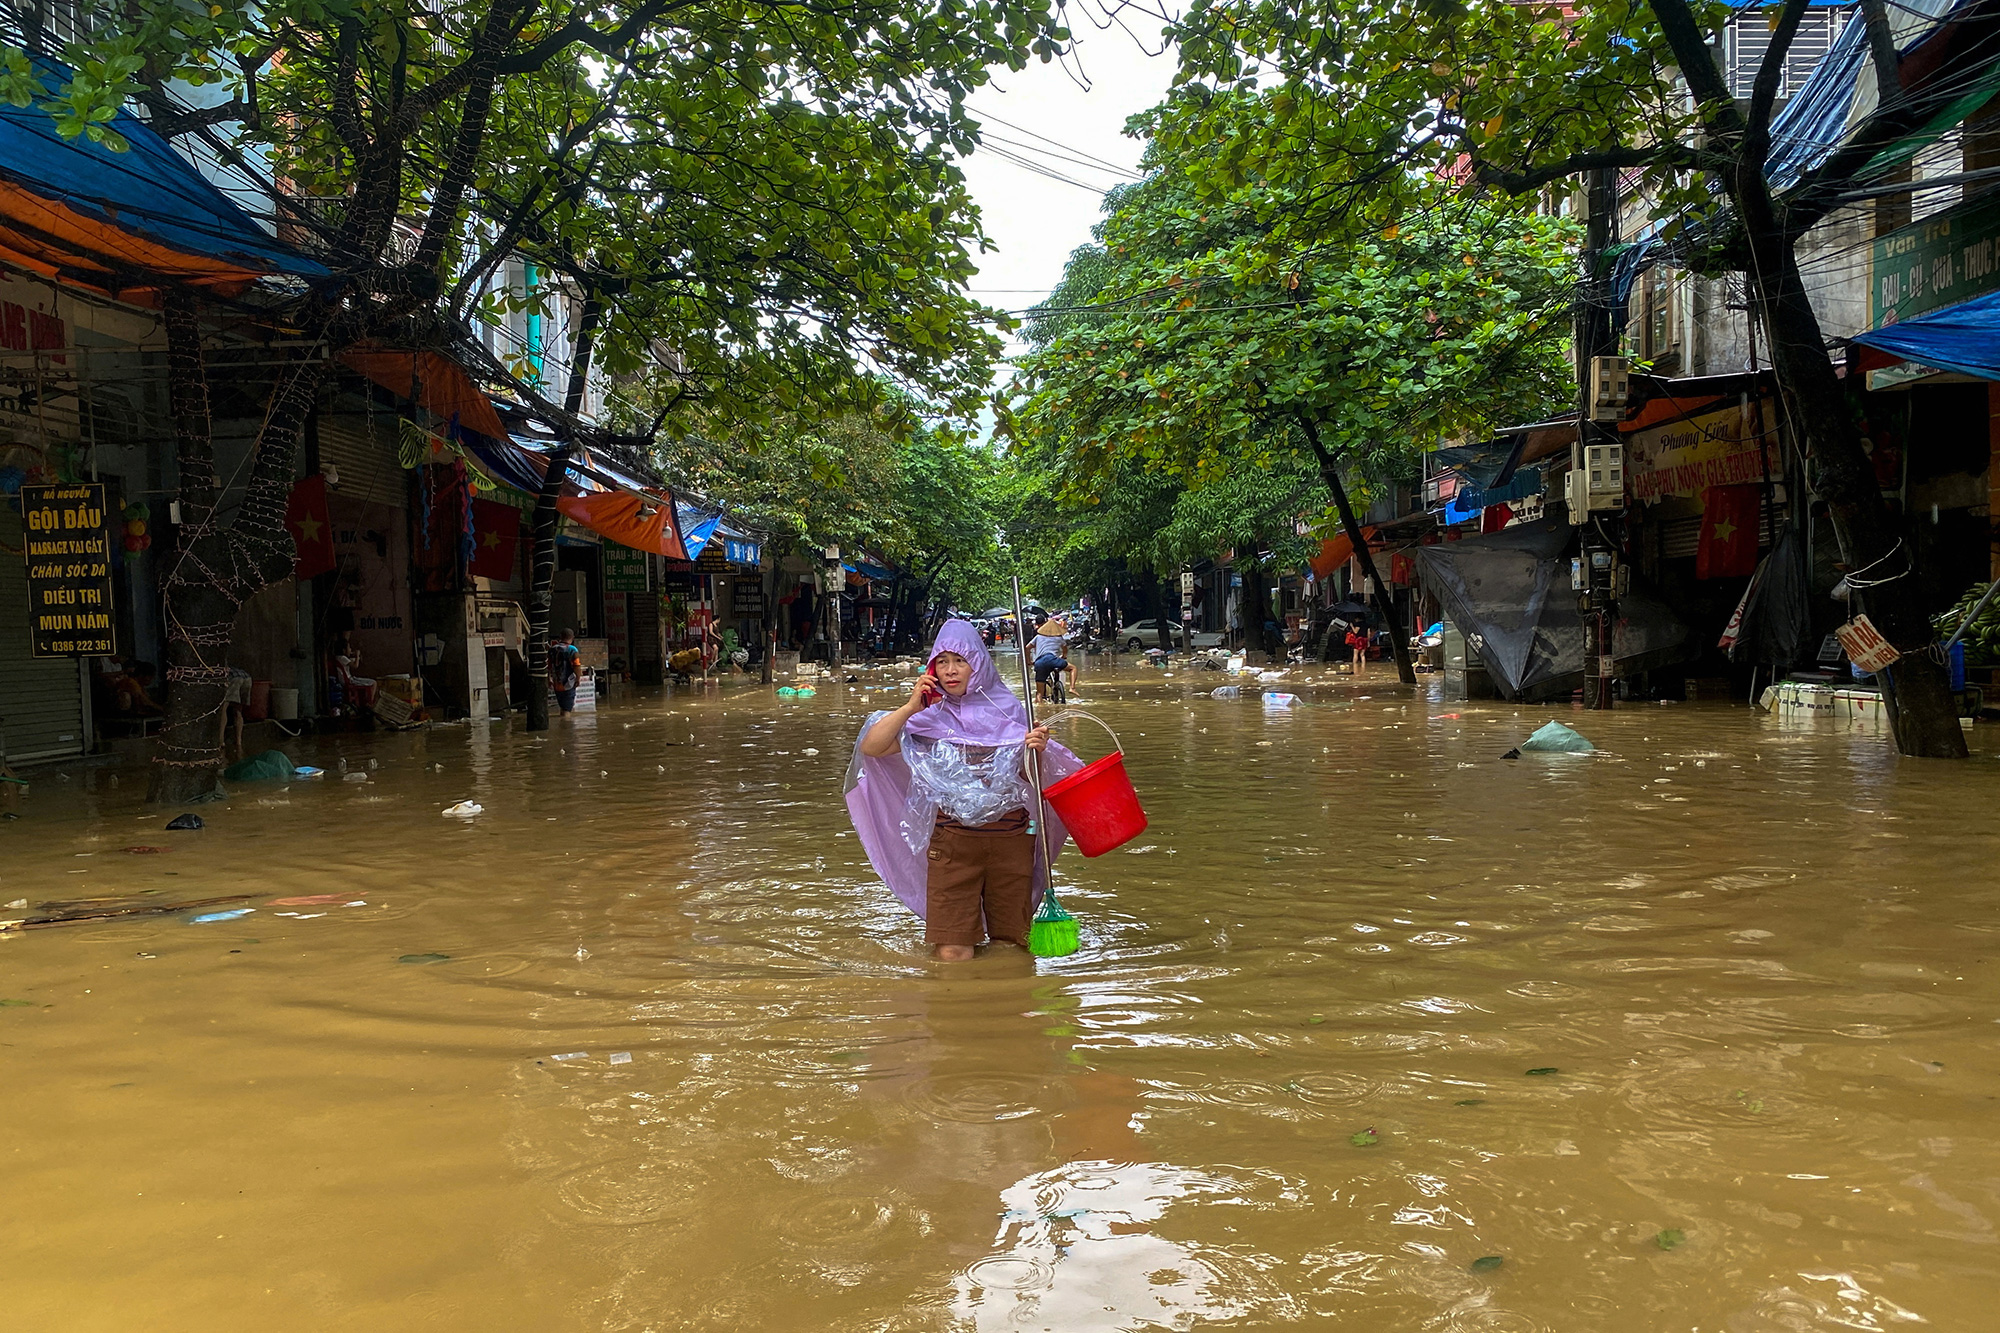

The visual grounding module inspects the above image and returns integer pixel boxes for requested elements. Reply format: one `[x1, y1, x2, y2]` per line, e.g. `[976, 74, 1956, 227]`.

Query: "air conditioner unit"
[1587, 356, 1631, 422]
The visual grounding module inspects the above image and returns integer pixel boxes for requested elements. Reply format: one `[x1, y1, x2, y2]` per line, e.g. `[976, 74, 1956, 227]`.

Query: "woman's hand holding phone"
[911, 673, 943, 710]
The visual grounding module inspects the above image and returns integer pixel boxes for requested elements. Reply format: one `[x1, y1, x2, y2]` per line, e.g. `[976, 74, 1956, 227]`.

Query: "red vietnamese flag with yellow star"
[468, 497, 522, 579]
[1696, 484, 1760, 579]
[285, 473, 337, 578]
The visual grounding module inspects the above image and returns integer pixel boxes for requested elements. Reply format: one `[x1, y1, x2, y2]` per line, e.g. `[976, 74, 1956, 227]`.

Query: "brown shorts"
[924, 810, 1035, 947]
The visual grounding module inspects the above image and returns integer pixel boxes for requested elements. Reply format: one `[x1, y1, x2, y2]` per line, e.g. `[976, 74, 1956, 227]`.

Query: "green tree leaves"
[1003, 121, 1577, 577]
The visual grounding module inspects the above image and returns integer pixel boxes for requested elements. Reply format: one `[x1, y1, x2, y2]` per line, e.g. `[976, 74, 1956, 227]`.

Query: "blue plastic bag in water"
[1518, 721, 1595, 754]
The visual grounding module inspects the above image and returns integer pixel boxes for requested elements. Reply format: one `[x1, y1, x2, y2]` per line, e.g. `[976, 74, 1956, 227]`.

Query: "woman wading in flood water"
[845, 620, 1079, 960]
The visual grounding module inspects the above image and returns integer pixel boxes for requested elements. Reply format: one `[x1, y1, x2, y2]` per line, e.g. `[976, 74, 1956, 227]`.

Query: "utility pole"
[822, 544, 844, 671]
[1574, 164, 1625, 710]
[1179, 563, 1196, 646]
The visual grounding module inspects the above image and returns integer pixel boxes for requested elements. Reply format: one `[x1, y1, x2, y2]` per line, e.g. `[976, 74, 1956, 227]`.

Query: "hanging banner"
[468, 497, 522, 580]
[286, 473, 338, 578]
[21, 483, 114, 656]
[1695, 484, 1761, 579]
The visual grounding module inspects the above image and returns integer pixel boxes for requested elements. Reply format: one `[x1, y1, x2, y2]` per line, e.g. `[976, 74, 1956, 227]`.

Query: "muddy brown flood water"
[5, 660, 2000, 1331]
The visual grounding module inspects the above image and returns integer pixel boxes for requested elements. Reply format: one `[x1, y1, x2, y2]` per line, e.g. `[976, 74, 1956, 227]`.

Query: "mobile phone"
[920, 681, 943, 706]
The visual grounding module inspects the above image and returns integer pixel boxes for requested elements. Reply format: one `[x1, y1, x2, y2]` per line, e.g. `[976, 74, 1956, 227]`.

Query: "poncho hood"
[904, 618, 1027, 747]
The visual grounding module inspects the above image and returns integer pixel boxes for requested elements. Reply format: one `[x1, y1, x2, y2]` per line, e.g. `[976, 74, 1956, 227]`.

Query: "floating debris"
[189, 908, 256, 924]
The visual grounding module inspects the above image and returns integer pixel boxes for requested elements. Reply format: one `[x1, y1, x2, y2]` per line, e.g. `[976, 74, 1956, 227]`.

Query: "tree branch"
[1858, 0, 1905, 111]
[1649, 0, 1745, 136]
[410, 0, 533, 273]
[1747, 0, 1811, 150]
[489, 0, 698, 80]
[134, 94, 252, 137]
[1473, 143, 1713, 196]
[329, 20, 369, 158]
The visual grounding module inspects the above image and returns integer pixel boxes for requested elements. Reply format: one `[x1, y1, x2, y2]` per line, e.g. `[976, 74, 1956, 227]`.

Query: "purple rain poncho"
[844, 619, 1079, 919]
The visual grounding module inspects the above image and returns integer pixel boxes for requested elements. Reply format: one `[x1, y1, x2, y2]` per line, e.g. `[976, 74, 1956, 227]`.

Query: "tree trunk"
[760, 545, 783, 684]
[150, 295, 234, 805]
[149, 293, 324, 803]
[1297, 415, 1417, 685]
[1242, 552, 1272, 657]
[523, 441, 573, 732]
[523, 289, 600, 732]
[1743, 226, 1966, 756]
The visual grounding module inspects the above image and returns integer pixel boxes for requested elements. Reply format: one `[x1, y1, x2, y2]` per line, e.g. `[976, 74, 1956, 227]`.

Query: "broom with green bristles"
[1013, 576, 1079, 958]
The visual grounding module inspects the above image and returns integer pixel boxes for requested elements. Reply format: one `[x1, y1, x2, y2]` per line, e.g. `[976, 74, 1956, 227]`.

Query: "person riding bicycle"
[1031, 615, 1075, 702]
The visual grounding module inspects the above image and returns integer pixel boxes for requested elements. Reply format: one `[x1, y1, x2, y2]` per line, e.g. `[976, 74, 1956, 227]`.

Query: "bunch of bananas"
[1933, 583, 2000, 664]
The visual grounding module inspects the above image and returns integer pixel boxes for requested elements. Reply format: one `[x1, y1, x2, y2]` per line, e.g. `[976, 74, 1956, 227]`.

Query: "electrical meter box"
[1564, 441, 1625, 519]
[1587, 356, 1630, 422]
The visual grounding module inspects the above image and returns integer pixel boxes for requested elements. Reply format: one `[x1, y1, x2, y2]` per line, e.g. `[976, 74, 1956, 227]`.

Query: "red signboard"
[1834, 615, 1902, 674]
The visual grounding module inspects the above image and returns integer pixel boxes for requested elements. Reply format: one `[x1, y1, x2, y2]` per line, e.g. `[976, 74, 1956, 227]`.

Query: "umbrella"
[1330, 599, 1371, 618]
[980, 607, 1013, 620]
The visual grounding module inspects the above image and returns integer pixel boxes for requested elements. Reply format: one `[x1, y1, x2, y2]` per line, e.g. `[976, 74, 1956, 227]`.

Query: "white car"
[1120, 619, 1184, 649]
[1122, 620, 1230, 650]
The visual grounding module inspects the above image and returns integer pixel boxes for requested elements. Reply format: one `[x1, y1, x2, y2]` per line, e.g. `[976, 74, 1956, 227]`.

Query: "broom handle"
[1011, 576, 1050, 860]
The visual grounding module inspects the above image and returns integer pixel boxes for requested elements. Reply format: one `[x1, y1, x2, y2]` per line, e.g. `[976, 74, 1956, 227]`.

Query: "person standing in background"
[548, 628, 585, 714]
[220, 666, 251, 756]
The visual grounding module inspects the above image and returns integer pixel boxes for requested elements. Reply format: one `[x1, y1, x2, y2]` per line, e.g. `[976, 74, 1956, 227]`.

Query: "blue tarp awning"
[0, 56, 326, 294]
[678, 503, 723, 559]
[1851, 287, 2000, 379]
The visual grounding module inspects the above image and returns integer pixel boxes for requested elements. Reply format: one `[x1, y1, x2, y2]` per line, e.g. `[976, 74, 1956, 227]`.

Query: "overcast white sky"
[958, 30, 1181, 356]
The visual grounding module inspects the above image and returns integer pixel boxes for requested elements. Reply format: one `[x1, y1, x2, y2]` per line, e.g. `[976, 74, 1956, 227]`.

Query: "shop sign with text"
[1872, 191, 2000, 328]
[603, 542, 650, 592]
[1624, 400, 1778, 502]
[21, 483, 114, 655]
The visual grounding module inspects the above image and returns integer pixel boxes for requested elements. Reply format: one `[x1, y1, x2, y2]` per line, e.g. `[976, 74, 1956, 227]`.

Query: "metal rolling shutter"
[314, 412, 407, 507]
[1661, 515, 1703, 560]
[0, 506, 86, 764]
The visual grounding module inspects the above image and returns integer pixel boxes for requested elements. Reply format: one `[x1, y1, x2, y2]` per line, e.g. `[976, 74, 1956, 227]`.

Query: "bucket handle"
[1037, 707, 1124, 759]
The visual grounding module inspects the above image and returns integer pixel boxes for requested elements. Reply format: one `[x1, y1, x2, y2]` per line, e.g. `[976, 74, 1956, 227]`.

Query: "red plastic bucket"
[1039, 712, 1147, 857]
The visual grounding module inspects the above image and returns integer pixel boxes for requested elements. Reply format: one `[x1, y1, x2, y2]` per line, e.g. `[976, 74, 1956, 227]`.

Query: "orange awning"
[340, 346, 510, 442]
[555, 489, 688, 561]
[0, 179, 268, 303]
[1309, 526, 1378, 580]
[1618, 392, 1729, 434]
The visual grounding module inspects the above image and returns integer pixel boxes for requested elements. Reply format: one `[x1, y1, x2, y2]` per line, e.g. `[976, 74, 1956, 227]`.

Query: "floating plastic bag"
[1518, 721, 1595, 754]
[1263, 692, 1297, 708]
[442, 801, 484, 817]
[223, 750, 296, 783]
[1209, 686, 1241, 700]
